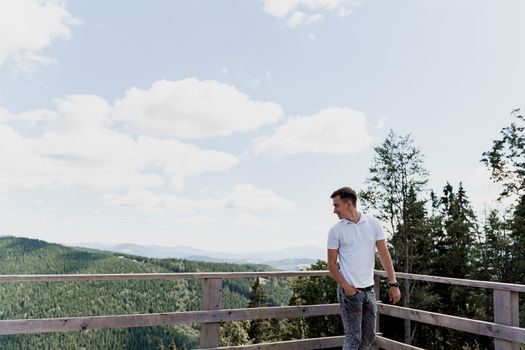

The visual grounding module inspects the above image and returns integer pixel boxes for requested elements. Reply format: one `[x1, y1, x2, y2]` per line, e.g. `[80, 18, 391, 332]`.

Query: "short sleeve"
[327, 227, 340, 250]
[374, 218, 386, 241]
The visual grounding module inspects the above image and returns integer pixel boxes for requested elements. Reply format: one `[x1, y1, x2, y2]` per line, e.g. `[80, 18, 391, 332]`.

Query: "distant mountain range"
[73, 242, 325, 271]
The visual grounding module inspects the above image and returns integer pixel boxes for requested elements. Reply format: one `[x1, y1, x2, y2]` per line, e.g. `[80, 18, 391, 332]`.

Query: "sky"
[1, 0, 524, 254]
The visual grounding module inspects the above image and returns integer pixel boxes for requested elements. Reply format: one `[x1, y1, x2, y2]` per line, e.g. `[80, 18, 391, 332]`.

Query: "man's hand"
[343, 285, 360, 296]
[389, 286, 401, 304]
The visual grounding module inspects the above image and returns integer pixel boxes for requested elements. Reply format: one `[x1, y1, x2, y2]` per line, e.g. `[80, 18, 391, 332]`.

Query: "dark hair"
[330, 187, 357, 206]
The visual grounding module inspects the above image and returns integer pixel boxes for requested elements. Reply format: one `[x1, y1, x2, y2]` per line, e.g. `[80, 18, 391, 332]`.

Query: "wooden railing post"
[200, 278, 222, 348]
[493, 289, 520, 350]
[374, 274, 381, 349]
[374, 275, 381, 325]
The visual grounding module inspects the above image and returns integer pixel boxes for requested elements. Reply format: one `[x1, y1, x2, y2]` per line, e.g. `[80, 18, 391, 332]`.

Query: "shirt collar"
[342, 213, 368, 225]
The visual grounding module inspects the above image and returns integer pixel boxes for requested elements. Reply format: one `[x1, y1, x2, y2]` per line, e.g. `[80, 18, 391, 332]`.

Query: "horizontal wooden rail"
[374, 336, 425, 350]
[2, 302, 523, 343]
[379, 304, 525, 343]
[0, 304, 341, 335]
[375, 271, 525, 293]
[0, 271, 327, 283]
[1, 270, 523, 293]
[200, 335, 424, 350]
[201, 335, 345, 350]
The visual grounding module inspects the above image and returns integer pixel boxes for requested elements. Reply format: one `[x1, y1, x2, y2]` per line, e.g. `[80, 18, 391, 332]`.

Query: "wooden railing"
[0, 271, 524, 350]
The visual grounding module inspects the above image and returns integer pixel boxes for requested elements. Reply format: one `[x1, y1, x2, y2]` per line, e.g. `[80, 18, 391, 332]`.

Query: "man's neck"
[345, 210, 361, 223]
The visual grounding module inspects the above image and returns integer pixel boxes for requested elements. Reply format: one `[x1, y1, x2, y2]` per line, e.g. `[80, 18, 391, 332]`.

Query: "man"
[327, 187, 401, 350]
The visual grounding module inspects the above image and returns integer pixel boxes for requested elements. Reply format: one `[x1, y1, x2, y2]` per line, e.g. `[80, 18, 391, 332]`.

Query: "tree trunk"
[404, 227, 411, 345]
[403, 279, 411, 344]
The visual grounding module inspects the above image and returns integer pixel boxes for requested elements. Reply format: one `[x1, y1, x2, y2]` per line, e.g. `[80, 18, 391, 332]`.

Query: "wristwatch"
[389, 282, 399, 288]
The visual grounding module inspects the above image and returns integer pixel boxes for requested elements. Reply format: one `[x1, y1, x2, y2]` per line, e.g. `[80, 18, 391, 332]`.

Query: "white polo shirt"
[327, 214, 385, 288]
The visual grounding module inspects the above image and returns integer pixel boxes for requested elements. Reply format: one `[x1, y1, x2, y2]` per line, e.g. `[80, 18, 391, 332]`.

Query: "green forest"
[0, 236, 291, 349]
[1, 112, 525, 349]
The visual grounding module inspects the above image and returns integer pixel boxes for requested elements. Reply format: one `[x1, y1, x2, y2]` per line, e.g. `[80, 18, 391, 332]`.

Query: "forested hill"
[0, 236, 292, 349]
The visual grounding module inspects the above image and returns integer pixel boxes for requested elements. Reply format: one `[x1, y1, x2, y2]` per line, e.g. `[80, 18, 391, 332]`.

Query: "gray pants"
[337, 285, 377, 350]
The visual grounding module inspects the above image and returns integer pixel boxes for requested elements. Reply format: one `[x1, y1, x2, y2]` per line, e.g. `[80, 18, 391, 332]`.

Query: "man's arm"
[376, 239, 401, 304]
[327, 248, 359, 296]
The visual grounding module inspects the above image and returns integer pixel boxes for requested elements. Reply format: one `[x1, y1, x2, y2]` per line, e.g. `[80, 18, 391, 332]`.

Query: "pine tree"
[509, 195, 525, 284]
[469, 210, 510, 349]
[429, 182, 479, 348]
[473, 209, 510, 282]
[247, 277, 270, 344]
[432, 182, 476, 279]
[393, 186, 439, 348]
[220, 321, 250, 346]
[481, 108, 525, 300]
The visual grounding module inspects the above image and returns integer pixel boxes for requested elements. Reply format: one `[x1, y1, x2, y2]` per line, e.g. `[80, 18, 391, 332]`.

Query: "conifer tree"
[429, 182, 478, 348]
[473, 209, 512, 282]
[395, 186, 441, 347]
[432, 182, 476, 279]
[247, 277, 270, 343]
[470, 210, 510, 349]
[509, 195, 525, 284]
[220, 321, 250, 346]
[481, 109, 525, 284]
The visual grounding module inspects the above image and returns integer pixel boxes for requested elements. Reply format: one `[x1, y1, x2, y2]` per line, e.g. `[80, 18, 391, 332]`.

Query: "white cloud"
[374, 116, 387, 130]
[231, 213, 282, 229]
[102, 184, 295, 213]
[253, 107, 373, 157]
[17, 108, 59, 124]
[0, 95, 238, 193]
[0, 0, 80, 71]
[262, 0, 356, 28]
[114, 78, 283, 139]
[0, 107, 12, 122]
[11, 51, 57, 73]
[102, 191, 199, 214]
[285, 11, 324, 28]
[0, 107, 59, 125]
[216, 184, 296, 211]
[136, 136, 238, 191]
[173, 215, 218, 226]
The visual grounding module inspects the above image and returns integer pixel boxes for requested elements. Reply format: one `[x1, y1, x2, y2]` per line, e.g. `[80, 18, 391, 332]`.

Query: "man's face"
[332, 195, 352, 219]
